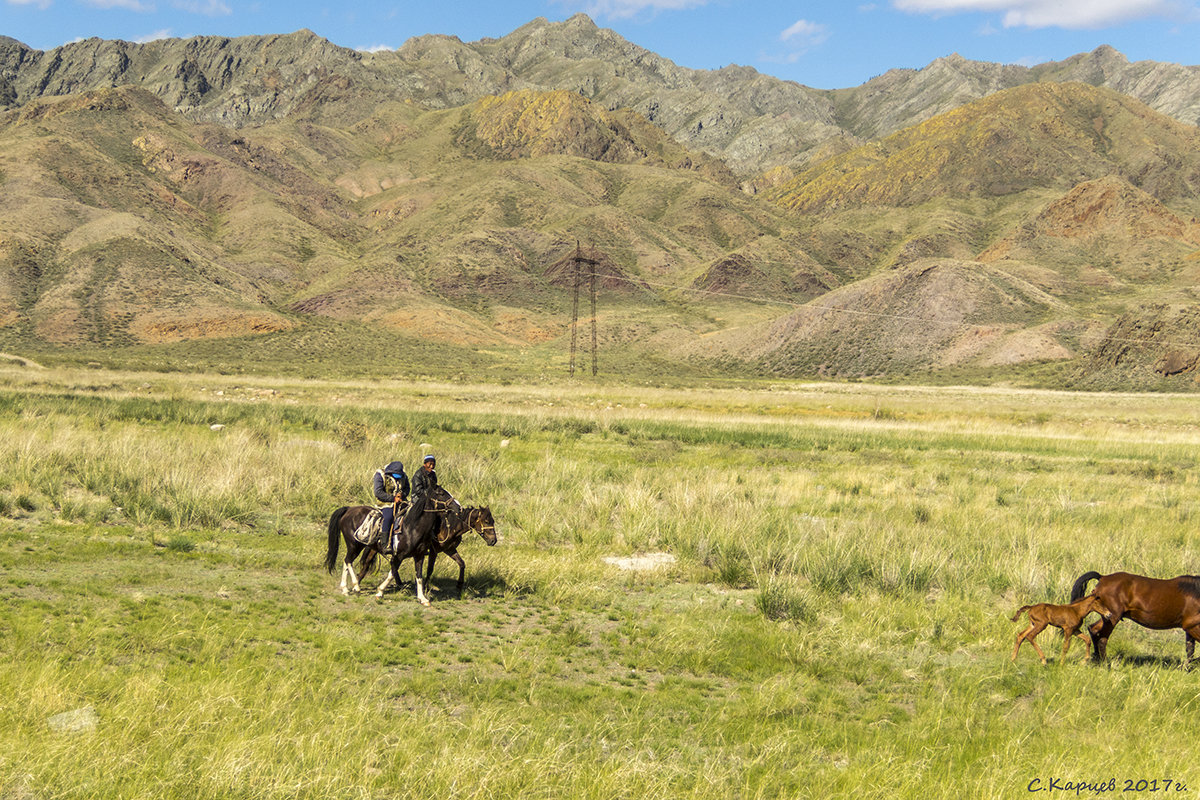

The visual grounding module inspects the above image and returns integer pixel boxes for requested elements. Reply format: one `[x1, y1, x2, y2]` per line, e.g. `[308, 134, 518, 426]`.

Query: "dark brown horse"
[324, 486, 460, 605]
[1070, 571, 1200, 664]
[421, 506, 497, 598]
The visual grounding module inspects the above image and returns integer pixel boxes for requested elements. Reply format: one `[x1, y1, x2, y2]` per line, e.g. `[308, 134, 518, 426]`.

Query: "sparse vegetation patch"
[2, 368, 1199, 797]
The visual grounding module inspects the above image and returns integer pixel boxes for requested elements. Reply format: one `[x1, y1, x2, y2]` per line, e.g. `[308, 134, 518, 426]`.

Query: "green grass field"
[2, 366, 1199, 799]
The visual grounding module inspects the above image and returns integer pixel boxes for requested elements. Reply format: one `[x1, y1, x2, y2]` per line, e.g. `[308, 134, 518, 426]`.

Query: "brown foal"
[1011, 594, 1113, 664]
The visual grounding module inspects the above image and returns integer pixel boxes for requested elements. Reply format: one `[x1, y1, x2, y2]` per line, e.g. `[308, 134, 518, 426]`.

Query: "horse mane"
[1178, 575, 1200, 598]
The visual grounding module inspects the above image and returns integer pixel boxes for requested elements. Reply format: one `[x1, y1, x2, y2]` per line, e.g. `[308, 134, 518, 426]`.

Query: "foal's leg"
[1011, 628, 1030, 662]
[1013, 622, 1047, 664]
[1026, 627, 1048, 665]
[1060, 626, 1089, 661]
[1071, 630, 1091, 660]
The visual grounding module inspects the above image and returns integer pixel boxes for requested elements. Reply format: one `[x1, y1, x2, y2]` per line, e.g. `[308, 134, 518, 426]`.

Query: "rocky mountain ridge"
[3, 18, 1200, 175]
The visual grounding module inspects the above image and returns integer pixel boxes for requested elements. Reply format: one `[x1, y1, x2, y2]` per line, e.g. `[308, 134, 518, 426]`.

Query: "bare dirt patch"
[131, 310, 296, 343]
[0, 352, 44, 368]
[603, 552, 676, 571]
[378, 306, 521, 346]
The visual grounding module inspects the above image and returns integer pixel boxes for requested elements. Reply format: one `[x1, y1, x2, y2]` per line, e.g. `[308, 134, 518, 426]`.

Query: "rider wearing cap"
[403, 454, 439, 529]
[373, 460, 409, 548]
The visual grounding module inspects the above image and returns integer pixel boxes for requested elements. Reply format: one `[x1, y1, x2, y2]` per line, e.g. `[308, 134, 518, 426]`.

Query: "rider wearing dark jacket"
[403, 454, 438, 528]
[374, 460, 409, 543]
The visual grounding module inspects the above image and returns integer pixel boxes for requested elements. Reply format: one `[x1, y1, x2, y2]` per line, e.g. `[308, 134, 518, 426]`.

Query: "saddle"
[352, 509, 384, 547]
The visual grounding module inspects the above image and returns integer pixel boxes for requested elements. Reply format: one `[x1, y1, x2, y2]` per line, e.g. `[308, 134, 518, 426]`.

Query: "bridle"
[425, 492, 461, 514]
[466, 508, 496, 538]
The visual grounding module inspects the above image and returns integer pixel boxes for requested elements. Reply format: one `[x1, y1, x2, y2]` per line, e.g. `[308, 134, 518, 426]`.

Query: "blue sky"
[4, 0, 1200, 89]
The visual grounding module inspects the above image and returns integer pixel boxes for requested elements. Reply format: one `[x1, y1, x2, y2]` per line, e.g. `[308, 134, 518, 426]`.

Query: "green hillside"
[0, 85, 800, 380]
[770, 83, 1200, 213]
[2, 60, 1199, 389]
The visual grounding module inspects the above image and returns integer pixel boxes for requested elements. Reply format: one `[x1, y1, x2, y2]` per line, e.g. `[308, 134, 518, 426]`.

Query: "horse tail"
[325, 507, 348, 573]
[1070, 571, 1103, 602]
[1010, 605, 1033, 622]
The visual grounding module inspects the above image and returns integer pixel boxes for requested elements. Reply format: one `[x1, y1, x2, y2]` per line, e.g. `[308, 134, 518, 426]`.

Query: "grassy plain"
[2, 365, 1199, 799]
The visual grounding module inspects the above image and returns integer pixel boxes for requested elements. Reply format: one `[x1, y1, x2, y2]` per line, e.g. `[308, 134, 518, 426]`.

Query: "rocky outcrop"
[1087, 305, 1200, 379]
[391, 14, 844, 174]
[1032, 45, 1200, 130]
[829, 54, 1030, 141]
[5, 30, 368, 125]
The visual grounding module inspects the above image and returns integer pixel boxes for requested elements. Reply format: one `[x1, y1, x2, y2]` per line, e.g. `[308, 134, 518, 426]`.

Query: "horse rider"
[373, 460, 409, 552]
[403, 454, 439, 532]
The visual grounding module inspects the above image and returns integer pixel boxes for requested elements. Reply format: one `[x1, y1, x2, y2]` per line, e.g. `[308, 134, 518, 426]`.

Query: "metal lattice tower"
[567, 241, 601, 377]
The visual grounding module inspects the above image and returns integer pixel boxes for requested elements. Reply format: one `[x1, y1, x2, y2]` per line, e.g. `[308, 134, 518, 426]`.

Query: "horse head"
[469, 507, 497, 546]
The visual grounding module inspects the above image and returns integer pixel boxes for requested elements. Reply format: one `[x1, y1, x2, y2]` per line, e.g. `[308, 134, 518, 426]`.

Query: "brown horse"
[324, 486, 460, 605]
[1070, 571, 1200, 664]
[421, 506, 497, 598]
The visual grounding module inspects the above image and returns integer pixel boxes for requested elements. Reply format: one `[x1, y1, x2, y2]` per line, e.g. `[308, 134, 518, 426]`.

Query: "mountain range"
[1, 14, 1199, 388]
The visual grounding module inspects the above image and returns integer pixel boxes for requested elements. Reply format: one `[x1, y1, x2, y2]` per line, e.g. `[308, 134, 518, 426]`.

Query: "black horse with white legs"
[324, 486, 459, 605]
[420, 505, 497, 598]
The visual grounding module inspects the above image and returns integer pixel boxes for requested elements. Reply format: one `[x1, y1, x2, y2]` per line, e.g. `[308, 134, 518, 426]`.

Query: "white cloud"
[133, 28, 173, 42]
[763, 17, 830, 66]
[171, 0, 231, 15]
[892, 0, 1192, 29]
[573, 0, 710, 20]
[780, 18, 830, 45]
[357, 44, 395, 53]
[7, 0, 53, 8]
[82, 0, 156, 10]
